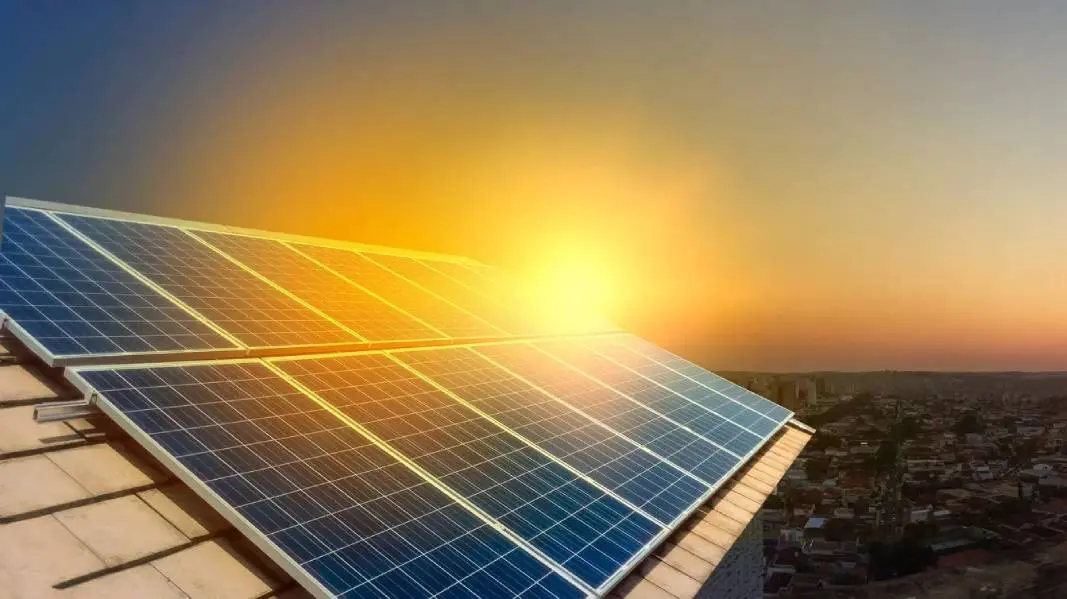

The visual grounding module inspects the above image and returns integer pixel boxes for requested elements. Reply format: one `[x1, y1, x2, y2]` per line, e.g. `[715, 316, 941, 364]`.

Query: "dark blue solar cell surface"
[0, 207, 235, 357]
[393, 346, 709, 526]
[275, 354, 662, 590]
[590, 335, 792, 432]
[79, 362, 584, 599]
[474, 344, 741, 487]
[536, 340, 766, 457]
[57, 214, 357, 349]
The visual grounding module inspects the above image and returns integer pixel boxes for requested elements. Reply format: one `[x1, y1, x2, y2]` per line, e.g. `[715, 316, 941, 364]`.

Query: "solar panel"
[56, 214, 359, 350]
[192, 231, 445, 343]
[273, 353, 663, 592]
[391, 346, 709, 526]
[592, 335, 793, 424]
[70, 361, 587, 599]
[473, 343, 741, 486]
[535, 340, 766, 457]
[0, 207, 237, 361]
[293, 245, 505, 340]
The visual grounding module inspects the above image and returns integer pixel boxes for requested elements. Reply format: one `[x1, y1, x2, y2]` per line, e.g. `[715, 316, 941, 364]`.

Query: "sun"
[521, 247, 622, 332]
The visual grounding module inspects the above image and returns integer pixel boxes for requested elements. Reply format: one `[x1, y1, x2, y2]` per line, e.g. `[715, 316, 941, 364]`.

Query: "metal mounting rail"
[34, 398, 98, 423]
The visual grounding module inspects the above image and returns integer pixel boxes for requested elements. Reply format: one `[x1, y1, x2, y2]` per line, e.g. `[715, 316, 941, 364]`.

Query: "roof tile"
[152, 539, 277, 599]
[138, 485, 231, 539]
[0, 515, 105, 597]
[653, 543, 715, 581]
[0, 454, 89, 519]
[0, 365, 63, 405]
[0, 405, 81, 455]
[637, 560, 702, 597]
[48, 442, 167, 495]
[610, 576, 680, 599]
[54, 495, 188, 567]
[64, 564, 190, 599]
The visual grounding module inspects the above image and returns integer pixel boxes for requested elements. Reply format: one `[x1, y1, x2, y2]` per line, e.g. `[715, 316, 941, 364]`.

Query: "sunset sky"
[3, 2, 1066, 372]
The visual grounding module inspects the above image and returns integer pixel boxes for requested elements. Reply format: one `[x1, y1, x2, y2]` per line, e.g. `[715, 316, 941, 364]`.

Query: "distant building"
[776, 380, 801, 412]
[804, 378, 818, 407]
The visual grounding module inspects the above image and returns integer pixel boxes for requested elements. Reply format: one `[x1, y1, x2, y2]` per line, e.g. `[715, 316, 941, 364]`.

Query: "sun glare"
[522, 248, 621, 331]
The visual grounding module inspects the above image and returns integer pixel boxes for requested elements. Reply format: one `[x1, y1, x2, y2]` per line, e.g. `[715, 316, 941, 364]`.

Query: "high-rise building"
[775, 379, 801, 412]
[805, 378, 818, 407]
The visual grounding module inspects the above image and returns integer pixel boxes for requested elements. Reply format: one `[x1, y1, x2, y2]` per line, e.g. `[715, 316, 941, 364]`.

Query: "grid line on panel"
[581, 336, 784, 439]
[419, 261, 509, 304]
[531, 341, 754, 458]
[263, 359, 598, 597]
[358, 253, 509, 337]
[632, 337, 792, 420]
[78, 361, 585, 599]
[415, 261, 559, 334]
[260, 360, 593, 598]
[604, 336, 784, 423]
[463, 344, 722, 487]
[55, 213, 357, 349]
[185, 230, 369, 343]
[272, 353, 662, 592]
[293, 244, 504, 340]
[599, 335, 793, 424]
[42, 212, 247, 351]
[391, 346, 712, 527]
[192, 230, 445, 343]
[366, 254, 537, 337]
[473, 343, 742, 490]
[533, 340, 769, 457]
[0, 207, 239, 357]
[280, 241, 451, 342]
[383, 352, 670, 527]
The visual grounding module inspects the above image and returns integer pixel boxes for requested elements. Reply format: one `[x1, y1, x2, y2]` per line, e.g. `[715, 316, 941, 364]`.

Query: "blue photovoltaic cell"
[584, 337, 784, 438]
[0, 208, 235, 358]
[57, 214, 357, 349]
[535, 340, 766, 457]
[78, 362, 584, 599]
[275, 354, 662, 590]
[194, 232, 443, 343]
[474, 344, 741, 487]
[591, 335, 792, 428]
[393, 346, 708, 526]
[295, 244, 504, 340]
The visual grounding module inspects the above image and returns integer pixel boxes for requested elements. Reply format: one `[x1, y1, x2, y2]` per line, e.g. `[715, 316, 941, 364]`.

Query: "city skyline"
[3, 3, 1066, 371]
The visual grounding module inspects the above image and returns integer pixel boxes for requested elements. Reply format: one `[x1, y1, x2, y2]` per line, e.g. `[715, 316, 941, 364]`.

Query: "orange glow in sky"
[33, 4, 1067, 372]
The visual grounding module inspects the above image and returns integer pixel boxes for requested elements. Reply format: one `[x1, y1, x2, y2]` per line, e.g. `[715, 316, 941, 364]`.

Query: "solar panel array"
[1, 199, 798, 599]
[75, 362, 584, 599]
[0, 208, 236, 357]
[1, 204, 616, 363]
